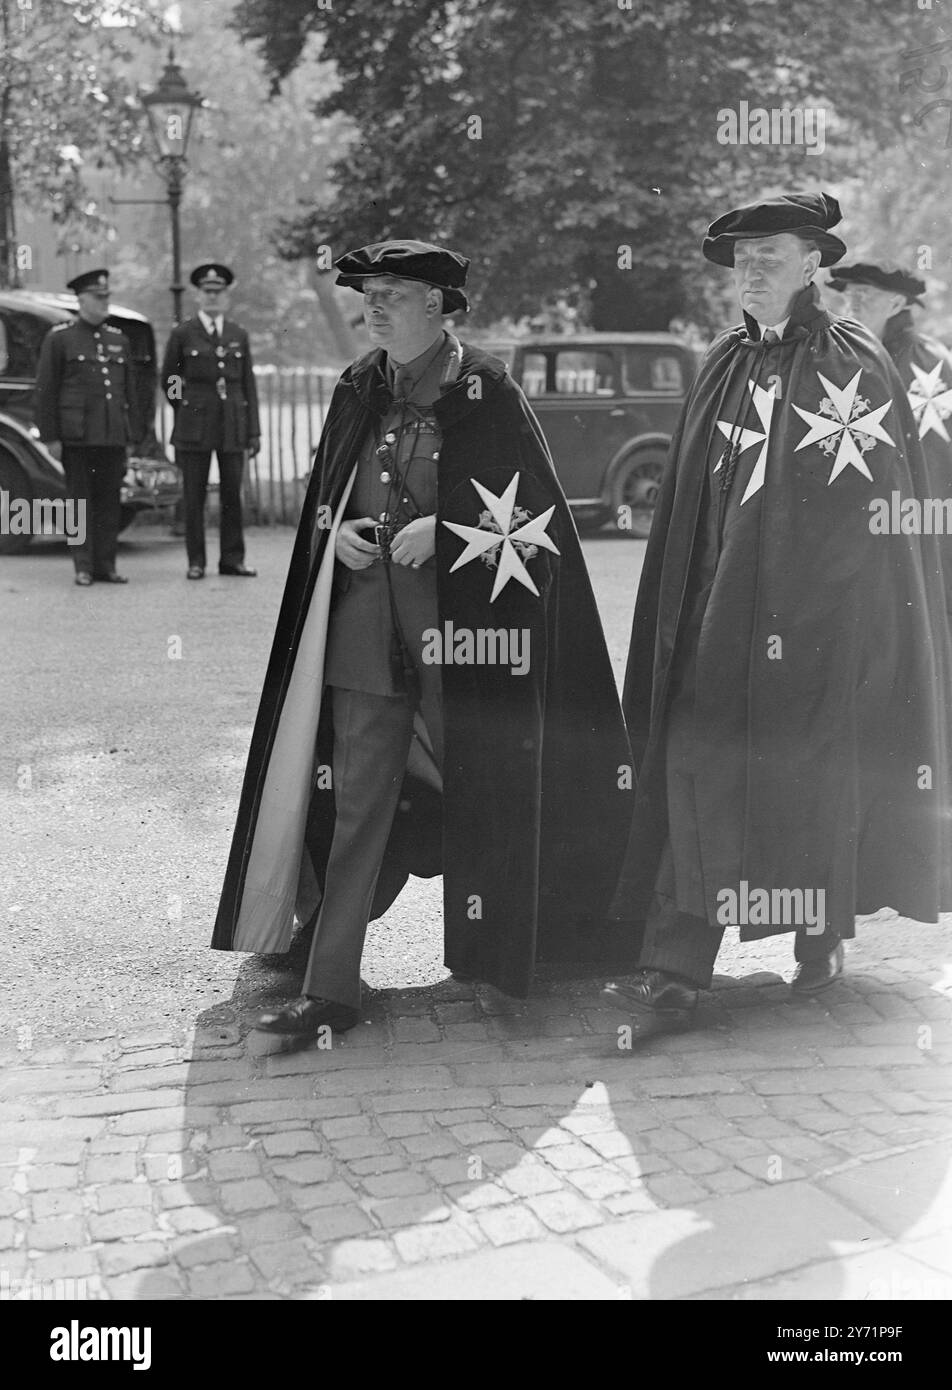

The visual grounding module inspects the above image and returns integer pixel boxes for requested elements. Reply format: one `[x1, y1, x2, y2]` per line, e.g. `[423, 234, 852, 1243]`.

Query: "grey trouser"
[639, 899, 841, 989]
[303, 673, 443, 1007]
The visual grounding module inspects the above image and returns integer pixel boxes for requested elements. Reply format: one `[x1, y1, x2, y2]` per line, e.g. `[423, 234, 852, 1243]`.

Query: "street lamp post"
[140, 49, 203, 325]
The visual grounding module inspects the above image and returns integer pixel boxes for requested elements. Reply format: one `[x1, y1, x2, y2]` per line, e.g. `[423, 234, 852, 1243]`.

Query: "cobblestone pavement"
[2, 922, 950, 1301]
[2, 529, 951, 1299]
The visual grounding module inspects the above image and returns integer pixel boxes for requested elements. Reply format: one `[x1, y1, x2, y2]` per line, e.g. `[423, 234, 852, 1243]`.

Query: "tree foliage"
[0, 0, 164, 285]
[230, 0, 937, 331]
[111, 0, 355, 362]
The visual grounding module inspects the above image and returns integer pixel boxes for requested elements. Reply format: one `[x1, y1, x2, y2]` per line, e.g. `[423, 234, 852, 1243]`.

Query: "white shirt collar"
[760, 317, 789, 340]
[198, 310, 223, 336]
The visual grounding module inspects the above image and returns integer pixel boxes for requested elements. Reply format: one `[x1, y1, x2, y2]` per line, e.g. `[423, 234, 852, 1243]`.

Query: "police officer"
[160, 264, 260, 579]
[34, 268, 138, 586]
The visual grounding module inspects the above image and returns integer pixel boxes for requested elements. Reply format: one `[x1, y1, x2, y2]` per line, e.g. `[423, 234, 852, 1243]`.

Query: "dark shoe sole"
[790, 969, 844, 995]
[600, 983, 696, 1039]
[255, 1010, 358, 1037]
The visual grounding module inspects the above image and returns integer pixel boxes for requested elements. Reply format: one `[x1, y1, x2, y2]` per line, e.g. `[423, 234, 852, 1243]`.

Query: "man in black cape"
[211, 239, 633, 1035]
[829, 261, 952, 619]
[605, 193, 951, 1042]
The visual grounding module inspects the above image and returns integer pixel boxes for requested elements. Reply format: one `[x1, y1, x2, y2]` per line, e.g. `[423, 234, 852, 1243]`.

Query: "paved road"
[1, 522, 647, 1038]
[1, 522, 950, 1301]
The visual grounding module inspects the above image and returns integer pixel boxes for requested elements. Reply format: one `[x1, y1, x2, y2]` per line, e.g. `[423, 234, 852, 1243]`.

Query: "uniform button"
[384, 432, 396, 444]
[379, 512, 387, 522]
[105, 393, 113, 400]
[380, 471, 391, 483]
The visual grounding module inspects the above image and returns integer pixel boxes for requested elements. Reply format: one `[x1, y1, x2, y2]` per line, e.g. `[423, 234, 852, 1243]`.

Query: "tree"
[0, 0, 164, 287]
[231, 0, 941, 332]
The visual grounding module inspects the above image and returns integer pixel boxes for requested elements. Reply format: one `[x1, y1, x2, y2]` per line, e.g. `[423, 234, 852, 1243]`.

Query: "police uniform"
[34, 269, 137, 583]
[160, 263, 260, 576]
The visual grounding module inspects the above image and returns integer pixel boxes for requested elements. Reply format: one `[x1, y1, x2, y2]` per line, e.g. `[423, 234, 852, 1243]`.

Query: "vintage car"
[509, 332, 696, 535]
[0, 289, 180, 554]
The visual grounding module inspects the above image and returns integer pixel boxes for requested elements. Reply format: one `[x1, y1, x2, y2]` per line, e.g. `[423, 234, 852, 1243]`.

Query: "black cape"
[211, 343, 635, 996]
[883, 309, 952, 615]
[612, 284, 951, 939]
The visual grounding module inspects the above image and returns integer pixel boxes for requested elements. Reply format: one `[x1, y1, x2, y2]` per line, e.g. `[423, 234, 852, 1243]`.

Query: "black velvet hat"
[826, 262, 925, 306]
[67, 268, 111, 296]
[190, 263, 234, 288]
[702, 192, 847, 267]
[334, 239, 470, 313]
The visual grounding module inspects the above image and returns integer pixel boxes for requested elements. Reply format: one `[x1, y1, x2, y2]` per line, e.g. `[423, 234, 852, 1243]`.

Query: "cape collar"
[883, 307, 916, 356]
[738, 281, 831, 345]
[347, 339, 508, 428]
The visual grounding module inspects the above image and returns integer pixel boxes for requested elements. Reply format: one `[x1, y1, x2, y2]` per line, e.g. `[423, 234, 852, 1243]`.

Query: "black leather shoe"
[791, 942, 844, 993]
[601, 969, 699, 1041]
[219, 563, 257, 577]
[94, 571, 129, 584]
[255, 995, 358, 1036]
[187, 566, 205, 580]
[74, 572, 93, 587]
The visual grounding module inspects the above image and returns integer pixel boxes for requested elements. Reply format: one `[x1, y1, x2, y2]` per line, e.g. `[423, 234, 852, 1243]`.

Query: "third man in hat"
[160, 264, 260, 579]
[830, 262, 952, 590]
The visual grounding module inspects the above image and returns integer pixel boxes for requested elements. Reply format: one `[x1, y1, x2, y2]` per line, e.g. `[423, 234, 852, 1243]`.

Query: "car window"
[0, 309, 51, 378]
[623, 347, 684, 394]
[522, 349, 616, 397]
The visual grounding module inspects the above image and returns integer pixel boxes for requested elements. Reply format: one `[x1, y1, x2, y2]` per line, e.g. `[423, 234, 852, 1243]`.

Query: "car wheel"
[0, 450, 33, 554]
[609, 451, 665, 539]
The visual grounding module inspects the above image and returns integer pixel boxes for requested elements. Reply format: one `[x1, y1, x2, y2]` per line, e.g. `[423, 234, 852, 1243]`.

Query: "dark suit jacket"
[35, 319, 137, 446]
[161, 316, 260, 454]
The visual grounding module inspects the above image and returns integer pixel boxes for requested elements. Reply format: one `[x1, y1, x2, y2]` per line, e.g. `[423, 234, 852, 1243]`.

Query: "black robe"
[613, 284, 951, 941]
[211, 342, 635, 996]
[883, 309, 952, 619]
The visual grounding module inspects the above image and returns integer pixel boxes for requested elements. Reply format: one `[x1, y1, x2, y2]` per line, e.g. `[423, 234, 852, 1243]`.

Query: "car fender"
[601, 431, 671, 507]
[0, 411, 65, 497]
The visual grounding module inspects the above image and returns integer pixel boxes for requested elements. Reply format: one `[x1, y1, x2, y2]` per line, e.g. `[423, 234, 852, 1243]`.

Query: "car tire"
[608, 450, 666, 539]
[0, 450, 33, 554]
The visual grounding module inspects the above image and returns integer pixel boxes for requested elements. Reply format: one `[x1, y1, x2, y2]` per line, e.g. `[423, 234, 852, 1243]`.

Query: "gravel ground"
[1, 520, 946, 1043]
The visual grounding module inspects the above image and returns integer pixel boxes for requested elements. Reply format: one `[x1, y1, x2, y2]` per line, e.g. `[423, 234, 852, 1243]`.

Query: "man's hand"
[336, 517, 381, 570]
[248, 437, 261, 458]
[45, 440, 62, 462]
[389, 515, 436, 568]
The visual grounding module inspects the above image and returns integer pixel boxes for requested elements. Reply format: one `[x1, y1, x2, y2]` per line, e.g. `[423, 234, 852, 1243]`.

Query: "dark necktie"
[392, 365, 412, 403]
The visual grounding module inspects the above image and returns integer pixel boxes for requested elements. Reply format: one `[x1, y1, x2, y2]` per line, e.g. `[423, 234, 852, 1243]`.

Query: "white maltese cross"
[443, 473, 560, 601]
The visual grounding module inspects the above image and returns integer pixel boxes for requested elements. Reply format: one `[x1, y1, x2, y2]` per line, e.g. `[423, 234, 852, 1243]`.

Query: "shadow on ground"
[127, 933, 952, 1300]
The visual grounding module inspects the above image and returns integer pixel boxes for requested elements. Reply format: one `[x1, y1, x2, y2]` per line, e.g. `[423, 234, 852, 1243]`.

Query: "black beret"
[67, 268, 111, 295]
[826, 262, 925, 306]
[702, 191, 847, 267]
[334, 239, 470, 314]
[190, 263, 234, 288]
